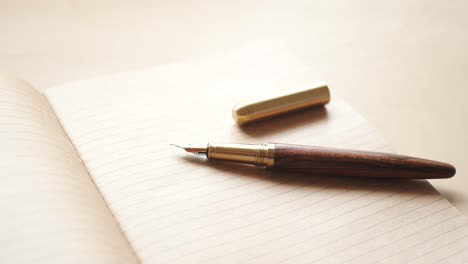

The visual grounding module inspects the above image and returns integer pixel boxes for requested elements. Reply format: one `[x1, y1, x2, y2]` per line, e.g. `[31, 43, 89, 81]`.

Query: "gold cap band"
[232, 82, 330, 125]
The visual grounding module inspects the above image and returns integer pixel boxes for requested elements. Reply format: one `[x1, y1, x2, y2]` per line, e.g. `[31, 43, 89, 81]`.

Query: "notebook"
[1, 45, 468, 263]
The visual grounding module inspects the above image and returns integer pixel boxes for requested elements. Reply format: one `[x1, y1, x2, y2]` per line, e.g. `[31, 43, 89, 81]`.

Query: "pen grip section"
[272, 144, 455, 179]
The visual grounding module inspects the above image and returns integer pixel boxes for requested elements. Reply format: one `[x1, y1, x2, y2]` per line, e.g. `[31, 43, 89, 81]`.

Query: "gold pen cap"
[232, 82, 330, 125]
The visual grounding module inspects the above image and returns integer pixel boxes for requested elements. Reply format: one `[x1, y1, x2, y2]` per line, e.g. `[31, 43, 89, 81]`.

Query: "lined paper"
[45, 46, 468, 263]
[0, 76, 139, 263]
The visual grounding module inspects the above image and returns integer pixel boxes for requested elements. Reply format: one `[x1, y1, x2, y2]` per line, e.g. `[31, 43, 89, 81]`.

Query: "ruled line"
[337, 206, 457, 263]
[165, 186, 421, 263]
[378, 223, 468, 263]
[205, 188, 435, 264]
[408, 233, 468, 264]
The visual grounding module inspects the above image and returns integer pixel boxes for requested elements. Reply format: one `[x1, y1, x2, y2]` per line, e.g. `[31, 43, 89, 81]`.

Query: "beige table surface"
[1, 0, 467, 214]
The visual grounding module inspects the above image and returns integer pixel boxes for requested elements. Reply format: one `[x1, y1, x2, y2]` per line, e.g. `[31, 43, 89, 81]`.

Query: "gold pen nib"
[170, 144, 208, 156]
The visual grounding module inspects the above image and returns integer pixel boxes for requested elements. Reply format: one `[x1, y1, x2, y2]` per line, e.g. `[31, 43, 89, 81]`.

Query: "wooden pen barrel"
[272, 144, 456, 179]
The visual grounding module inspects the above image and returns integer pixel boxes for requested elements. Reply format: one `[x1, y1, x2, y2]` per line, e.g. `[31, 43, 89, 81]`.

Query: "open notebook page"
[0, 76, 139, 263]
[45, 46, 468, 263]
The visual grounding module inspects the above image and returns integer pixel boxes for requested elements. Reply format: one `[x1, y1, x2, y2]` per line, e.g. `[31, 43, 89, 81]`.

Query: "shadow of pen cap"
[232, 82, 330, 125]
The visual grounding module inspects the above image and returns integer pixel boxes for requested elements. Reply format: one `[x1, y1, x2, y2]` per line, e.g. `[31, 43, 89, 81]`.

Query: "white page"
[0, 76, 139, 263]
[45, 46, 468, 263]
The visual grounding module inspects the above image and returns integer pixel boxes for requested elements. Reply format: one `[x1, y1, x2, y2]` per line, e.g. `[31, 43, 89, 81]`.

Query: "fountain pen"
[172, 142, 456, 179]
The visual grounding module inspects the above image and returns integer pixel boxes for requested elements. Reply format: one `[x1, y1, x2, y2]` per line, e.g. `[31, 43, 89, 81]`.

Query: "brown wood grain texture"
[273, 144, 456, 179]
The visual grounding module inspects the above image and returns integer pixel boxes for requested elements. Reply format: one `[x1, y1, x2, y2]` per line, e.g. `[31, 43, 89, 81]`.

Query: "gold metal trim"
[232, 82, 330, 125]
[207, 143, 275, 167]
